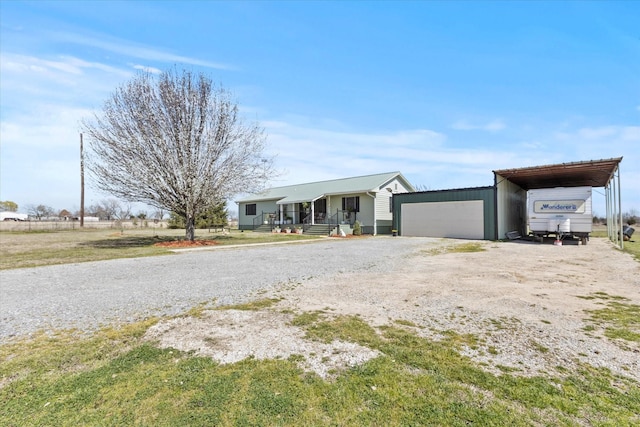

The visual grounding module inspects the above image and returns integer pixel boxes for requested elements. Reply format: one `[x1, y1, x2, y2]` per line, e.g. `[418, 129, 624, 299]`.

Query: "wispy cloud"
[132, 64, 163, 74]
[0, 53, 132, 106]
[51, 31, 234, 70]
[263, 121, 520, 189]
[451, 119, 506, 132]
[0, 103, 93, 148]
[554, 125, 640, 142]
[0, 53, 130, 80]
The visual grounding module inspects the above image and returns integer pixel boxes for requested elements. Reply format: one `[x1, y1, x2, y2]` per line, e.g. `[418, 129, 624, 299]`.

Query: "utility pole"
[80, 133, 85, 228]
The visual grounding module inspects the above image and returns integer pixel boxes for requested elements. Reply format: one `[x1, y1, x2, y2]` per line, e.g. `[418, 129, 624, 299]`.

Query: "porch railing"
[301, 213, 312, 232]
[251, 211, 277, 230]
[250, 208, 358, 233]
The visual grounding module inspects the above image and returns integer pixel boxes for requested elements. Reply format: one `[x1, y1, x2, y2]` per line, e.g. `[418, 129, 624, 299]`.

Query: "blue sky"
[1, 0, 638, 217]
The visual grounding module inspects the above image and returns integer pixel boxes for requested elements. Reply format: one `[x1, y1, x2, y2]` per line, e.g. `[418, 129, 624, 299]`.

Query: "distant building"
[0, 211, 29, 221]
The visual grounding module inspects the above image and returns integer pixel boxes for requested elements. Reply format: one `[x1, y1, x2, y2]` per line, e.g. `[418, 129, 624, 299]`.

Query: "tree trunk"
[185, 215, 196, 241]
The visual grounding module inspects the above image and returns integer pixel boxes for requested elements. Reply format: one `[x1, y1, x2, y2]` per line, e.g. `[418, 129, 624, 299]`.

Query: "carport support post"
[617, 165, 623, 249]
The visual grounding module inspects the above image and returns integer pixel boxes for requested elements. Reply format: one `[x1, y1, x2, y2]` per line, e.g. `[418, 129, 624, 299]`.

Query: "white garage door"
[401, 200, 484, 239]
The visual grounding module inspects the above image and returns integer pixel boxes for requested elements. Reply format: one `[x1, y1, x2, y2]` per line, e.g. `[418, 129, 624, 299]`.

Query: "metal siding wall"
[393, 187, 496, 239]
[495, 174, 526, 240]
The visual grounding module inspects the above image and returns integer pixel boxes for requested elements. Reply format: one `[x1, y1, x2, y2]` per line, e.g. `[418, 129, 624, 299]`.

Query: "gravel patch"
[0, 237, 432, 341]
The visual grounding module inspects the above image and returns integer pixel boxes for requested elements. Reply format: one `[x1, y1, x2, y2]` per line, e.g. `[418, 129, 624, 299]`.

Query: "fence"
[0, 220, 168, 232]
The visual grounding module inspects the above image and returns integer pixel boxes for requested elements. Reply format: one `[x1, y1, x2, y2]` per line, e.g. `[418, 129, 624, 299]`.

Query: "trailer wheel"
[580, 237, 587, 245]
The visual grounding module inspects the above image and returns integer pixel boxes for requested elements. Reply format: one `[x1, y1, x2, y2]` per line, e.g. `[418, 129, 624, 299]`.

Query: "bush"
[353, 220, 362, 236]
[167, 202, 229, 229]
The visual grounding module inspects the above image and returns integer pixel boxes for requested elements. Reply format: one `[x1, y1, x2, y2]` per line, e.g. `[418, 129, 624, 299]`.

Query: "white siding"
[375, 178, 410, 221]
[375, 191, 392, 221]
[401, 200, 485, 239]
[355, 192, 375, 228]
[375, 178, 412, 234]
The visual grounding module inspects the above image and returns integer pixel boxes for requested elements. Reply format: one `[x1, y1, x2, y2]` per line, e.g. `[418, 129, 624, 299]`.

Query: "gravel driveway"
[3, 236, 639, 383]
[0, 237, 435, 341]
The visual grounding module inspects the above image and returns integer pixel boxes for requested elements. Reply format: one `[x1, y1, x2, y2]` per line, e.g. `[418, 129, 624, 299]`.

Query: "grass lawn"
[591, 224, 639, 261]
[2, 226, 638, 425]
[0, 227, 320, 270]
[1, 303, 638, 426]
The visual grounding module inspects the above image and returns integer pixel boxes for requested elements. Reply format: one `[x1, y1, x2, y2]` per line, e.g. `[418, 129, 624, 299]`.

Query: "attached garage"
[393, 187, 496, 240]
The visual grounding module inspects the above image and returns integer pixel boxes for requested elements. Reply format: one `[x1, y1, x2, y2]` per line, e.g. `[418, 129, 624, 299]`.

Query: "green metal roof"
[237, 172, 414, 204]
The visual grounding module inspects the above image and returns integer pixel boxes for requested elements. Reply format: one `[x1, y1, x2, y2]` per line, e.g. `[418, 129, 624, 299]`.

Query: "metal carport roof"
[493, 157, 625, 248]
[493, 157, 622, 190]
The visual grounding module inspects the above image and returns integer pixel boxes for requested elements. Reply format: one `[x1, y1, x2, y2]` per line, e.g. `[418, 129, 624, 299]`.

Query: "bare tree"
[26, 204, 55, 220]
[624, 208, 638, 226]
[82, 69, 274, 240]
[412, 183, 430, 192]
[101, 198, 131, 221]
[153, 208, 166, 221]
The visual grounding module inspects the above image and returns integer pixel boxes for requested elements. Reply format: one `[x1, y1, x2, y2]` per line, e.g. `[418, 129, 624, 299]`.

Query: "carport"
[493, 157, 625, 248]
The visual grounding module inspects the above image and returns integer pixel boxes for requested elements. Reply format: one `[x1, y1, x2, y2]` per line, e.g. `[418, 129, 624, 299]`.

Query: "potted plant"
[295, 226, 303, 234]
[272, 226, 281, 233]
[284, 226, 291, 233]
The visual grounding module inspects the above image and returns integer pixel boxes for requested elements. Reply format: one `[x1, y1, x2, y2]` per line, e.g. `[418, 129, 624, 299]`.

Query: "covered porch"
[249, 196, 359, 235]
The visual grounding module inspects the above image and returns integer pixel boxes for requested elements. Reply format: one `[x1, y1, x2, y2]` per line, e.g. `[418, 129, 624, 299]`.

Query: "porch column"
[279, 205, 284, 224]
[311, 202, 315, 225]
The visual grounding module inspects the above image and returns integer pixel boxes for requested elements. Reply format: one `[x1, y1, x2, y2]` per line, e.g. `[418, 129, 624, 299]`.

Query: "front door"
[314, 198, 327, 223]
[298, 203, 310, 223]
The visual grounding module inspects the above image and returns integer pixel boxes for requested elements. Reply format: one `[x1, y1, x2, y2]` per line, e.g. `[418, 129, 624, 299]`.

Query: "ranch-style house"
[236, 172, 414, 235]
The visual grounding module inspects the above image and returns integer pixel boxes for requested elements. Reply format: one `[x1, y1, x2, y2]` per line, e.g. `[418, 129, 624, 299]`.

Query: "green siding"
[392, 187, 497, 240]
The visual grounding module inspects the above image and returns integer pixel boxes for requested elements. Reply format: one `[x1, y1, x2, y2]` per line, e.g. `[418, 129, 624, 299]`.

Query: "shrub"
[167, 202, 229, 229]
[353, 220, 362, 236]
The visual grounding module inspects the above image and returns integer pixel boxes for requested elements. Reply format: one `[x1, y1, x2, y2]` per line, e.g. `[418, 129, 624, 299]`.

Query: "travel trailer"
[527, 186, 592, 245]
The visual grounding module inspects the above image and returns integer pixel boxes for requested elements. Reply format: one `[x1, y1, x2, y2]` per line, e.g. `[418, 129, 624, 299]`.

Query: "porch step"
[304, 224, 353, 236]
[304, 224, 332, 236]
[254, 223, 353, 236]
[253, 224, 273, 233]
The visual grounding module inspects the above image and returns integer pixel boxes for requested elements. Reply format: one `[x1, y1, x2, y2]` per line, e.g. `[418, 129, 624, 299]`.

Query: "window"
[245, 203, 256, 216]
[342, 196, 360, 212]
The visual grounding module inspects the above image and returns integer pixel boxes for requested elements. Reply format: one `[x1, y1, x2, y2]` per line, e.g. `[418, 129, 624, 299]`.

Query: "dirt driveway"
[147, 237, 640, 382]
